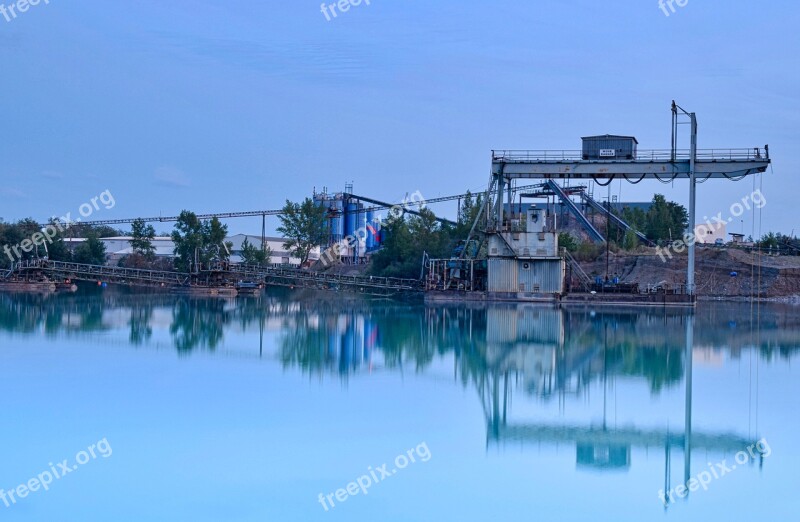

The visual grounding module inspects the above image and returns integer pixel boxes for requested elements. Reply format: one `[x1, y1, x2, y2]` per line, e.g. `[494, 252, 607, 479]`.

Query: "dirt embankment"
[579, 247, 800, 298]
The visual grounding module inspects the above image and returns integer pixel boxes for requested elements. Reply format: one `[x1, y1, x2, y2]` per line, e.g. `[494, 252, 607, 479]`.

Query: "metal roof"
[581, 134, 639, 143]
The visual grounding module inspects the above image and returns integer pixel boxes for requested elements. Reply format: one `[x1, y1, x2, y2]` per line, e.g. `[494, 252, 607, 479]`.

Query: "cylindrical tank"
[376, 220, 384, 247]
[365, 211, 375, 250]
[331, 198, 343, 243]
[345, 202, 358, 238]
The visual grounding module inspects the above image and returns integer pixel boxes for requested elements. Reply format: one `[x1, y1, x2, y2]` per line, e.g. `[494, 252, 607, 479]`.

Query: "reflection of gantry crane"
[466, 309, 763, 505]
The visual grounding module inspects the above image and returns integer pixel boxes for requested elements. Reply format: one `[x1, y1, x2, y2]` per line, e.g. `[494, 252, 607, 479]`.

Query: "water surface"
[1, 290, 798, 521]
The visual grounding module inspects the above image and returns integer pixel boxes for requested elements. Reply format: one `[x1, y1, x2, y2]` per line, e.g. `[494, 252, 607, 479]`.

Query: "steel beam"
[491, 159, 769, 179]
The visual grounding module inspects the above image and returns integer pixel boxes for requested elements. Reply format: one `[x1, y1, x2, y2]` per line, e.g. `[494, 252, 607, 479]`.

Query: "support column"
[687, 113, 697, 295]
[261, 214, 267, 252]
[496, 174, 505, 231]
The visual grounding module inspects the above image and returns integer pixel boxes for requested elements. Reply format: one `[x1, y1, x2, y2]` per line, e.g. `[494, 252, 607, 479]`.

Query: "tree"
[369, 214, 416, 278]
[622, 229, 639, 251]
[559, 232, 579, 252]
[130, 218, 156, 259]
[73, 233, 107, 265]
[71, 224, 122, 238]
[43, 219, 72, 261]
[369, 208, 454, 279]
[644, 195, 688, 243]
[240, 237, 272, 266]
[171, 212, 231, 272]
[172, 211, 204, 272]
[204, 217, 232, 263]
[457, 191, 484, 231]
[276, 198, 328, 265]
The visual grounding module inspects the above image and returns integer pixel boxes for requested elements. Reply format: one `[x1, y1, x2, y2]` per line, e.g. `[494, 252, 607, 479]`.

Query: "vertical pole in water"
[684, 313, 694, 488]
[687, 113, 698, 295]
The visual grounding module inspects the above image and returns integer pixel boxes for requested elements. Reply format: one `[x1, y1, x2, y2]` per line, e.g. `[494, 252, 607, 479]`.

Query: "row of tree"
[4, 190, 794, 277]
[0, 219, 110, 267]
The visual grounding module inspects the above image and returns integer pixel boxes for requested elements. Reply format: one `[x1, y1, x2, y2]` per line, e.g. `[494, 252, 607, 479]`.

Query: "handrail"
[492, 148, 769, 162]
[10, 259, 424, 292]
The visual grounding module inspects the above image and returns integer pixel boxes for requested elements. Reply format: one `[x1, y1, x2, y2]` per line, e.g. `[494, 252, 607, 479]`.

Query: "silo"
[365, 210, 375, 250]
[376, 219, 385, 247]
[331, 198, 344, 243]
[345, 201, 358, 238]
[358, 206, 367, 251]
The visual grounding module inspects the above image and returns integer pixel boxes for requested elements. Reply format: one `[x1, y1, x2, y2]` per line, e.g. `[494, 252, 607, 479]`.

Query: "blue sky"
[0, 0, 797, 236]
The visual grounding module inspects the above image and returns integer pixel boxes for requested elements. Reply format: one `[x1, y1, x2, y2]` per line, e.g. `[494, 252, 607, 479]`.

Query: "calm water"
[0, 290, 798, 521]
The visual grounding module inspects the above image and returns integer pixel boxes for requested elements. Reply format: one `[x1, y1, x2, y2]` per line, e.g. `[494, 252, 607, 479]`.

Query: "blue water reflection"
[0, 291, 798, 521]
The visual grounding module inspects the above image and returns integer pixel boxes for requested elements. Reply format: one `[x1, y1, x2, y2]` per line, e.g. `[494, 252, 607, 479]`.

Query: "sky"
[0, 0, 797, 237]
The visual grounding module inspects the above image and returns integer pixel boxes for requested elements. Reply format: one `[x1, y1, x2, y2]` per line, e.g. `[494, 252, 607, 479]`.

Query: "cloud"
[0, 188, 26, 198]
[154, 166, 191, 188]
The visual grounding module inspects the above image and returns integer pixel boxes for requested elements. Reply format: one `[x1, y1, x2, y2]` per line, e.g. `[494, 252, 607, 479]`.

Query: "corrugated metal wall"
[488, 258, 564, 293]
[487, 306, 564, 344]
[488, 258, 518, 293]
[582, 136, 637, 159]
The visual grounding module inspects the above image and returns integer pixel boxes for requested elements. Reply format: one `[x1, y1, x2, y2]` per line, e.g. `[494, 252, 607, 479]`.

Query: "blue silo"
[365, 210, 375, 250]
[345, 201, 358, 237]
[331, 198, 344, 243]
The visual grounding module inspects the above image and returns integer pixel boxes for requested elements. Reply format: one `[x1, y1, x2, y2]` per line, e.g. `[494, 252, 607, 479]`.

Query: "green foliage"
[574, 241, 604, 262]
[370, 208, 456, 279]
[70, 224, 122, 238]
[615, 196, 687, 245]
[240, 237, 272, 266]
[457, 191, 485, 237]
[645, 194, 688, 242]
[756, 232, 798, 254]
[559, 232, 579, 252]
[73, 233, 107, 265]
[622, 229, 639, 251]
[171, 211, 230, 272]
[43, 219, 71, 262]
[0, 218, 73, 267]
[276, 198, 328, 265]
[130, 218, 156, 259]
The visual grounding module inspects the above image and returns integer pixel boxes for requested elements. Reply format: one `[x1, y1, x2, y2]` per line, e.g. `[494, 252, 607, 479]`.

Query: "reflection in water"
[1, 291, 796, 506]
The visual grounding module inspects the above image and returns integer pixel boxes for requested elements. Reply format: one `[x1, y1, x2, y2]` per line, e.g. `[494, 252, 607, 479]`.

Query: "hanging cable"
[592, 175, 615, 187]
[654, 172, 679, 184]
[723, 172, 750, 182]
[623, 174, 647, 184]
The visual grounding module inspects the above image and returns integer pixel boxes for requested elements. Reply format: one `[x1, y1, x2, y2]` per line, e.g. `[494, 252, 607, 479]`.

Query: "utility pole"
[687, 112, 697, 295]
[673, 101, 698, 296]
